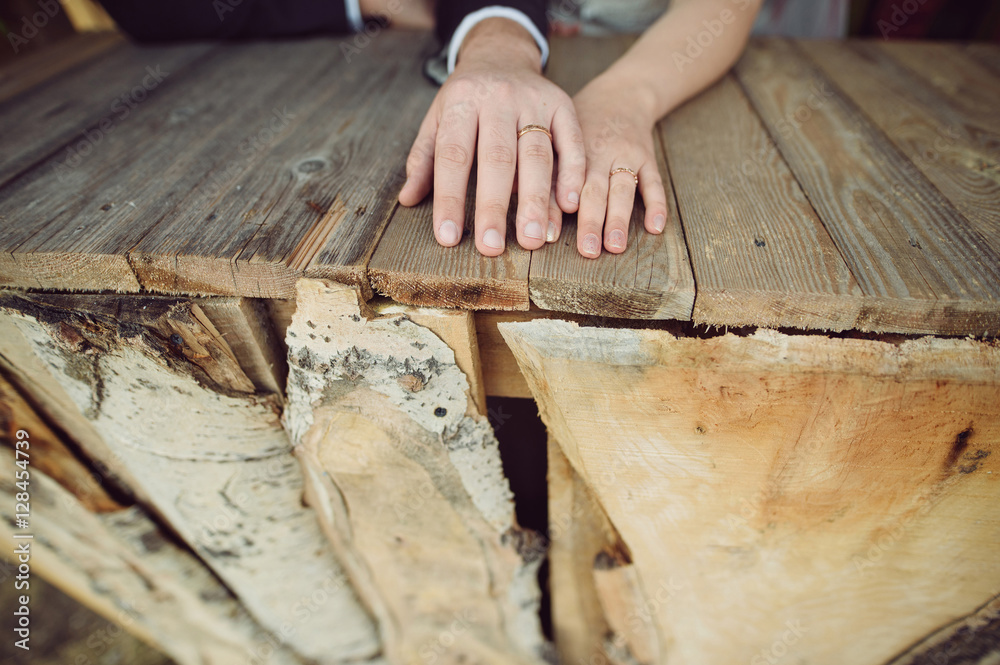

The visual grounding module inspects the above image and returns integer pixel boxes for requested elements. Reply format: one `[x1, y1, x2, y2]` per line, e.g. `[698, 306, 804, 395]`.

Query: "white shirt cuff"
[345, 0, 363, 32]
[446, 6, 550, 74]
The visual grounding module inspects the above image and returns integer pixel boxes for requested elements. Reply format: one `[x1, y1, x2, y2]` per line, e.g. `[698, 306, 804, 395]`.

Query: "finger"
[547, 180, 562, 243]
[398, 107, 438, 207]
[474, 112, 518, 256]
[432, 101, 479, 248]
[551, 104, 586, 214]
[515, 123, 554, 250]
[604, 167, 638, 254]
[576, 168, 608, 258]
[639, 161, 669, 234]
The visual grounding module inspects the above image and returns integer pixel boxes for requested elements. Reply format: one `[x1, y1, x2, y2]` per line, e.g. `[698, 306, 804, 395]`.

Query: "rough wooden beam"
[500, 320, 1000, 664]
[284, 278, 548, 665]
[198, 297, 288, 397]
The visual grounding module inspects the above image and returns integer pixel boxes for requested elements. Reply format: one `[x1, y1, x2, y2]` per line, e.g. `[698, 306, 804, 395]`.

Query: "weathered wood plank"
[878, 41, 1000, 136]
[0, 294, 381, 664]
[368, 188, 532, 311]
[0, 41, 212, 189]
[735, 38, 1000, 336]
[132, 34, 435, 299]
[662, 74, 862, 331]
[284, 278, 548, 664]
[799, 41, 999, 242]
[500, 319, 1000, 664]
[0, 31, 123, 104]
[0, 41, 344, 295]
[527, 36, 696, 321]
[0, 449, 305, 665]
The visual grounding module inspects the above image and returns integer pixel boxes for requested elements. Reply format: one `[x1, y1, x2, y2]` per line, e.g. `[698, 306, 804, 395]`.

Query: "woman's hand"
[572, 74, 668, 258]
[398, 18, 586, 256]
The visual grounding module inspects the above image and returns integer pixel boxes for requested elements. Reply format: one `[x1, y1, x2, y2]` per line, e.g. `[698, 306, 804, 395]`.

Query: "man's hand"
[398, 18, 586, 256]
[359, 0, 434, 30]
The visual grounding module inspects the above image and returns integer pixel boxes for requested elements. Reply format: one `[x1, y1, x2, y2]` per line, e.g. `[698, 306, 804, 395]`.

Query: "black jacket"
[97, 0, 548, 46]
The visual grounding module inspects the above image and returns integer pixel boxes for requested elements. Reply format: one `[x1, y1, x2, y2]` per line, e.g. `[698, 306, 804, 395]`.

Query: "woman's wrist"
[578, 69, 661, 129]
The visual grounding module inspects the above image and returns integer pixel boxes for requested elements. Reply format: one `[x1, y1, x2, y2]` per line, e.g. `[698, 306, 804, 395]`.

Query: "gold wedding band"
[517, 124, 552, 140]
[610, 167, 638, 185]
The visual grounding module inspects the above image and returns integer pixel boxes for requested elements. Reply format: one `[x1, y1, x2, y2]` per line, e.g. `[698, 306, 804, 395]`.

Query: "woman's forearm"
[598, 0, 764, 124]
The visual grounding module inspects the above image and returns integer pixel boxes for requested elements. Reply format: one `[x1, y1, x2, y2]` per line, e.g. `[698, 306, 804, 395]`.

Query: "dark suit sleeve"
[98, 0, 353, 42]
[435, 1, 549, 45]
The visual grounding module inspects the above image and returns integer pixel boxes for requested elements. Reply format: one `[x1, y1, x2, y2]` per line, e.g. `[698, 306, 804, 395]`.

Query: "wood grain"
[800, 41, 1000, 243]
[0, 41, 212, 188]
[369, 189, 532, 310]
[547, 437, 615, 665]
[663, 74, 862, 331]
[735, 38, 1000, 336]
[500, 318, 1000, 664]
[965, 43, 1000, 77]
[1, 41, 350, 294]
[528, 36, 696, 321]
[133, 33, 435, 299]
[0, 31, 122, 104]
[197, 297, 288, 397]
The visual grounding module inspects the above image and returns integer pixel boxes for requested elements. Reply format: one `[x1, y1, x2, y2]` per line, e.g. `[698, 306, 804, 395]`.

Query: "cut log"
[0, 369, 121, 512]
[283, 278, 548, 665]
[0, 293, 380, 664]
[500, 320, 1000, 664]
[0, 448, 304, 665]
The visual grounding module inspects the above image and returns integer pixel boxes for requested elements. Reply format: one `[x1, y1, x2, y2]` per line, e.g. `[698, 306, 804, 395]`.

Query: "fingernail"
[439, 220, 459, 245]
[546, 222, 558, 242]
[583, 233, 599, 256]
[609, 229, 626, 249]
[524, 221, 543, 240]
[653, 214, 666, 232]
[483, 228, 504, 250]
[568, 191, 580, 205]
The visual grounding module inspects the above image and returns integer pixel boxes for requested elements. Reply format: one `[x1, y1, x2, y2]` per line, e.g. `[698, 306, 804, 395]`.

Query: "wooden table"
[1, 33, 998, 665]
